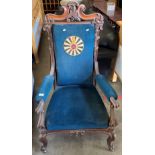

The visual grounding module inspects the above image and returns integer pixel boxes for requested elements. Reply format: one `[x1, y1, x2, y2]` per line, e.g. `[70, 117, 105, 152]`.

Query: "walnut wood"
[107, 131, 116, 151]
[35, 1, 119, 152]
[109, 102, 118, 127]
[45, 6, 68, 21]
[47, 127, 114, 135]
[78, 4, 98, 20]
[36, 100, 47, 152]
[44, 2, 103, 23]
[36, 100, 46, 128]
[110, 96, 119, 109]
[109, 97, 119, 128]
[39, 128, 48, 153]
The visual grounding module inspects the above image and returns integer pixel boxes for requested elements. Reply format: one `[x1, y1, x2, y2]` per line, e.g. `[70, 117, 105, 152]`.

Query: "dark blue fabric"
[35, 75, 54, 102]
[95, 74, 117, 101]
[45, 85, 109, 130]
[52, 24, 95, 86]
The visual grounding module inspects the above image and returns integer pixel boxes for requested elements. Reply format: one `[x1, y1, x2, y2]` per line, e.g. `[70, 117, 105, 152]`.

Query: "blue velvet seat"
[45, 85, 109, 130]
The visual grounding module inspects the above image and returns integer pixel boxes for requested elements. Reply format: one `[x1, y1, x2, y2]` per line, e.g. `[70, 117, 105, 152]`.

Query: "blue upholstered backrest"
[52, 23, 95, 86]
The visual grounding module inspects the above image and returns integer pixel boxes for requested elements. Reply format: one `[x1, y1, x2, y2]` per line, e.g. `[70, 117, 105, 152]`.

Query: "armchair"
[35, 1, 119, 153]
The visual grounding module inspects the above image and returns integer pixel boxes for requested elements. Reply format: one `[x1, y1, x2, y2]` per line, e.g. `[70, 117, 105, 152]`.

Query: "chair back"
[52, 23, 95, 85]
[44, 1, 104, 86]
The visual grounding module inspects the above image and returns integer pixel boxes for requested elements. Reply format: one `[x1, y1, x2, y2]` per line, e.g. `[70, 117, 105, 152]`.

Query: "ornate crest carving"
[67, 1, 81, 21]
[44, 1, 104, 30]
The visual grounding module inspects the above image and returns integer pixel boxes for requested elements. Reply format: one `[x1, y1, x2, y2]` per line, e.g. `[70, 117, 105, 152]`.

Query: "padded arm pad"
[35, 75, 54, 102]
[95, 74, 117, 101]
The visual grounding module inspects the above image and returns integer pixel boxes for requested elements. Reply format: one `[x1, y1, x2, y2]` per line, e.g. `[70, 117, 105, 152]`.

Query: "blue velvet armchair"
[35, 1, 119, 153]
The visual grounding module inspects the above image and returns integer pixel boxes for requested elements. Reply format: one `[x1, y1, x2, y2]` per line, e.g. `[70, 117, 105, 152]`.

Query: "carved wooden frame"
[36, 1, 119, 153]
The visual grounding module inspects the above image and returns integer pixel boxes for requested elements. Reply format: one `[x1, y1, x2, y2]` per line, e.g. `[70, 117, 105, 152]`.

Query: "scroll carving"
[43, 1, 104, 27]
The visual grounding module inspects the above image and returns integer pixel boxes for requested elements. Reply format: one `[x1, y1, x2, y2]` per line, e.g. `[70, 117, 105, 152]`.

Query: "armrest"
[95, 74, 117, 102]
[35, 74, 54, 102]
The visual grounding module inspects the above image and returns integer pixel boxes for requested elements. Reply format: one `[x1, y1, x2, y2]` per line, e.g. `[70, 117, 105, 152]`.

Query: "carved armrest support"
[35, 100, 45, 128]
[109, 97, 119, 127]
[94, 59, 119, 127]
[110, 97, 119, 109]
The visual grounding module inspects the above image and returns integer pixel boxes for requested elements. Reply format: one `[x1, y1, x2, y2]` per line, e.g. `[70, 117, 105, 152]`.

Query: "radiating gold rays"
[64, 36, 84, 56]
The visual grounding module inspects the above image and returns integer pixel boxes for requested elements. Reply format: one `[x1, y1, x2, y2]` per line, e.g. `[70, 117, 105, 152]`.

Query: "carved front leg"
[109, 118, 118, 127]
[109, 103, 118, 127]
[107, 131, 116, 151]
[39, 128, 47, 153]
[36, 100, 48, 152]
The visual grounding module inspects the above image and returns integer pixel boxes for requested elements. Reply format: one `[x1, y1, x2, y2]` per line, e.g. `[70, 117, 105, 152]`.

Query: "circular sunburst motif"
[64, 36, 84, 56]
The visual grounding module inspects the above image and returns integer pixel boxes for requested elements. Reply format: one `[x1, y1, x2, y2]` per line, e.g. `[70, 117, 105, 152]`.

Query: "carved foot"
[39, 133, 47, 153]
[41, 145, 47, 153]
[107, 132, 116, 152]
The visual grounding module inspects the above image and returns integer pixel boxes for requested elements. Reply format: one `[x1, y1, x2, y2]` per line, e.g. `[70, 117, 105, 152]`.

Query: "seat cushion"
[45, 85, 109, 130]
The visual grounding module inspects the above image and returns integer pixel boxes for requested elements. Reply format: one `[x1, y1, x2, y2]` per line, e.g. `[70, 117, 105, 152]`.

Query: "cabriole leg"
[107, 131, 116, 151]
